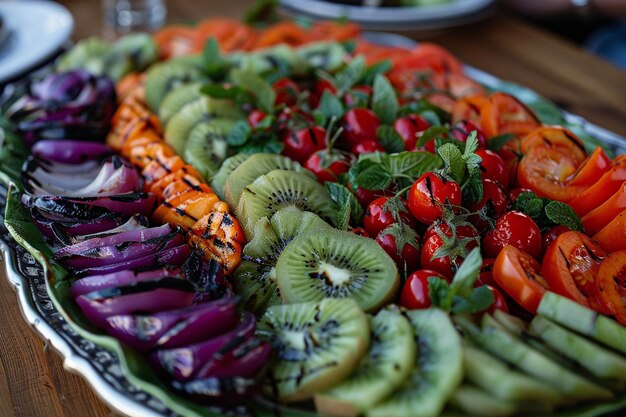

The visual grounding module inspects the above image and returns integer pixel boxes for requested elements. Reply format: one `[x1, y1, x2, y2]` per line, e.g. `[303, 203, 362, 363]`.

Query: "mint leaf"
[429, 277, 453, 311]
[325, 182, 364, 225]
[377, 125, 404, 153]
[335, 55, 365, 94]
[384, 152, 441, 179]
[372, 74, 398, 124]
[318, 90, 344, 120]
[451, 285, 494, 314]
[544, 201, 583, 232]
[230, 69, 275, 113]
[463, 131, 479, 156]
[450, 247, 482, 297]
[237, 133, 283, 154]
[226, 120, 252, 146]
[462, 170, 484, 205]
[348, 158, 393, 191]
[416, 126, 448, 149]
[486, 133, 516, 152]
[513, 192, 545, 219]
[438, 143, 465, 183]
[203, 38, 228, 80]
[362, 60, 392, 85]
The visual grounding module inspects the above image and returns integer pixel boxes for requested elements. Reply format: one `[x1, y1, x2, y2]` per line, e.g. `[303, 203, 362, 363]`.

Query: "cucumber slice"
[538, 292, 626, 355]
[367, 309, 462, 417]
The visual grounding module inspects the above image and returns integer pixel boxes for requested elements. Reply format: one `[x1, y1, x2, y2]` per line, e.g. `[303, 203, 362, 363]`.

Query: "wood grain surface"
[1, 1, 625, 416]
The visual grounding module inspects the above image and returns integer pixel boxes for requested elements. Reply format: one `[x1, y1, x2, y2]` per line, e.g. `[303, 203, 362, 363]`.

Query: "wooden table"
[1, 1, 625, 416]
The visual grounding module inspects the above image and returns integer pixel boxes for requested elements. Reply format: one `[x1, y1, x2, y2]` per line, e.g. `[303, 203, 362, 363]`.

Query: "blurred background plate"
[0, 1, 74, 84]
[279, 0, 495, 30]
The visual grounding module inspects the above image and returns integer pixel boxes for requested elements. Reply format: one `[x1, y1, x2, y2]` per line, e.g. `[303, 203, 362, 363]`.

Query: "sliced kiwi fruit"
[368, 308, 463, 417]
[315, 308, 416, 417]
[275, 228, 399, 312]
[183, 119, 236, 181]
[210, 153, 251, 200]
[257, 297, 370, 403]
[234, 208, 332, 315]
[158, 82, 203, 125]
[144, 62, 204, 113]
[449, 384, 550, 417]
[236, 169, 337, 240]
[223, 153, 314, 210]
[164, 96, 244, 154]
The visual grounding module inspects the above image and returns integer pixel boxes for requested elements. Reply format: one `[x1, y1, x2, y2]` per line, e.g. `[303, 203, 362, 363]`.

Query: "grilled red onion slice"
[22, 192, 157, 218]
[196, 338, 271, 380]
[71, 267, 182, 297]
[32, 140, 112, 164]
[69, 215, 148, 243]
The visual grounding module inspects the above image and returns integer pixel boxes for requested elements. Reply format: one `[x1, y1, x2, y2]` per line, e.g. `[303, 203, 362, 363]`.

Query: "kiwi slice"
[183, 119, 236, 181]
[234, 209, 331, 315]
[275, 228, 399, 312]
[224, 153, 313, 210]
[144, 62, 204, 113]
[210, 153, 251, 200]
[368, 309, 463, 417]
[257, 298, 370, 402]
[164, 96, 244, 154]
[315, 308, 416, 416]
[158, 82, 203, 125]
[236, 169, 337, 240]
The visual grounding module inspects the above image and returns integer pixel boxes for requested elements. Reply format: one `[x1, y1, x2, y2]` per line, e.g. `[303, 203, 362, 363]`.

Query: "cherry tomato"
[344, 85, 373, 108]
[364, 197, 416, 238]
[451, 120, 487, 149]
[393, 114, 430, 151]
[352, 140, 385, 155]
[466, 179, 511, 233]
[482, 211, 542, 259]
[376, 224, 421, 274]
[273, 78, 300, 107]
[408, 172, 462, 224]
[476, 149, 509, 189]
[341, 108, 380, 149]
[493, 245, 549, 314]
[309, 79, 337, 109]
[349, 227, 369, 238]
[480, 92, 541, 138]
[581, 182, 626, 235]
[277, 107, 314, 131]
[595, 250, 626, 326]
[541, 225, 570, 259]
[517, 146, 586, 202]
[496, 147, 520, 189]
[521, 126, 587, 165]
[420, 221, 480, 279]
[476, 258, 496, 287]
[542, 231, 608, 312]
[348, 183, 393, 208]
[567, 146, 611, 187]
[509, 187, 533, 202]
[282, 126, 326, 163]
[304, 149, 354, 183]
[400, 269, 449, 309]
[247, 110, 267, 129]
[568, 155, 626, 216]
[486, 286, 509, 314]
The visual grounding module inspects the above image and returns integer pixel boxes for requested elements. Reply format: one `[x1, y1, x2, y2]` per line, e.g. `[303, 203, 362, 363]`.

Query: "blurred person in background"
[503, 0, 626, 70]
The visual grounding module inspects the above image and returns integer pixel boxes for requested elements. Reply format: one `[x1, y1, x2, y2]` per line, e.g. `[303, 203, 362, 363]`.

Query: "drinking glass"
[102, 0, 166, 35]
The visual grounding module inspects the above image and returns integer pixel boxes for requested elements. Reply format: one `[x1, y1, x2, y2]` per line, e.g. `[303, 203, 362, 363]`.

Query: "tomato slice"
[439, 73, 485, 99]
[409, 43, 464, 75]
[581, 182, 626, 235]
[309, 21, 360, 42]
[569, 155, 626, 216]
[521, 126, 587, 165]
[567, 146, 611, 186]
[517, 146, 586, 202]
[595, 251, 626, 326]
[593, 210, 626, 254]
[451, 94, 489, 124]
[541, 231, 608, 311]
[493, 245, 549, 314]
[424, 93, 456, 113]
[480, 92, 541, 138]
[191, 19, 257, 53]
[254, 22, 309, 48]
[153, 26, 197, 59]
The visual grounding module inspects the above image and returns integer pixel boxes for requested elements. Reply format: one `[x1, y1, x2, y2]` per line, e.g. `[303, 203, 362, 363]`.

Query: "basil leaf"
[451, 286, 495, 314]
[372, 74, 398, 125]
[544, 201, 584, 232]
[377, 125, 404, 153]
[325, 182, 364, 225]
[486, 133, 516, 152]
[230, 69, 275, 113]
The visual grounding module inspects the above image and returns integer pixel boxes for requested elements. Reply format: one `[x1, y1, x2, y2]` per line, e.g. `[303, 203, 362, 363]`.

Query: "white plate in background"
[0, 1, 74, 84]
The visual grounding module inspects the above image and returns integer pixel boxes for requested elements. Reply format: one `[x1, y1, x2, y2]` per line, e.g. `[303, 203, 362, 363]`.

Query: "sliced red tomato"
[567, 146, 611, 186]
[153, 25, 197, 59]
[595, 251, 626, 326]
[309, 21, 360, 42]
[424, 93, 456, 113]
[521, 126, 587, 165]
[409, 43, 464, 74]
[593, 210, 626, 254]
[581, 182, 626, 235]
[541, 231, 608, 312]
[451, 94, 489, 124]
[493, 245, 549, 314]
[569, 155, 626, 216]
[190, 19, 257, 53]
[438, 73, 486, 99]
[254, 22, 309, 48]
[517, 146, 586, 202]
[480, 92, 541, 138]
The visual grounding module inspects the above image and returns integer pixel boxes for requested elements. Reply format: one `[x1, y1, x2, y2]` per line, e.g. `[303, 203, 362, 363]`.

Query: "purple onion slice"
[71, 266, 182, 297]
